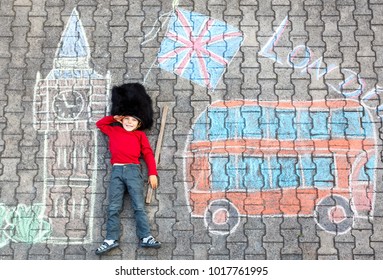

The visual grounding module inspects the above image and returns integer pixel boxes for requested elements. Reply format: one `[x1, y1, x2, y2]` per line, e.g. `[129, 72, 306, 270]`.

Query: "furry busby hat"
[110, 83, 154, 130]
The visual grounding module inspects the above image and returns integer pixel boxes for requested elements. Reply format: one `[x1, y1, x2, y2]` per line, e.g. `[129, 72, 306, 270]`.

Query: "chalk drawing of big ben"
[33, 8, 110, 243]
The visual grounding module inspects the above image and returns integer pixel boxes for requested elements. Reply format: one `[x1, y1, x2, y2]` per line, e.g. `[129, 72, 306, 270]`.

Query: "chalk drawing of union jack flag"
[157, 9, 244, 90]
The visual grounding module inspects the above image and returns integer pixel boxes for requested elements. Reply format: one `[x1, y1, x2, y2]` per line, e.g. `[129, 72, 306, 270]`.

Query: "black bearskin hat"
[110, 83, 154, 130]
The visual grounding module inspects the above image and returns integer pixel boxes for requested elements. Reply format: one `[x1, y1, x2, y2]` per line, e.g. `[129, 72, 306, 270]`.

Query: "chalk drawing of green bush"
[0, 204, 14, 247]
[0, 204, 51, 247]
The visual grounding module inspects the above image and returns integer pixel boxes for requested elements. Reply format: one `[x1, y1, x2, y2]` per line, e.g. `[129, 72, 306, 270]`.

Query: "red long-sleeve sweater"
[96, 116, 158, 176]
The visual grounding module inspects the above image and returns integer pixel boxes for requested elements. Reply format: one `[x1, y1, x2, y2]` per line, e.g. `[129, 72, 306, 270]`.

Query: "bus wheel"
[204, 199, 240, 235]
[314, 195, 354, 234]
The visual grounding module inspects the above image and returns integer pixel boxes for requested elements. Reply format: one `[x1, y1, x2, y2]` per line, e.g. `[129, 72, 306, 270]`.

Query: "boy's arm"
[96, 115, 117, 135]
[140, 132, 158, 177]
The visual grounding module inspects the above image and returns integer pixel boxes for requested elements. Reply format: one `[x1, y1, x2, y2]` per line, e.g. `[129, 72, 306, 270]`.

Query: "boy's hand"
[113, 115, 124, 124]
[149, 175, 158, 189]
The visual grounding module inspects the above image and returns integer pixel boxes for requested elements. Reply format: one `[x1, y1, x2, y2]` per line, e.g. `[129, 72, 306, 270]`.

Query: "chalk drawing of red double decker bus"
[184, 99, 377, 235]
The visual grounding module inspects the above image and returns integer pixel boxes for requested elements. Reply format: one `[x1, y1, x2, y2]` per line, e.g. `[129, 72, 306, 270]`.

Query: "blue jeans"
[106, 164, 151, 240]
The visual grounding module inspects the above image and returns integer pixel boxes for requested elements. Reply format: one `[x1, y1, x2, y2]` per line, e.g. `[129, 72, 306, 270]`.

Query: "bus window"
[261, 156, 281, 189]
[208, 107, 228, 141]
[226, 107, 245, 139]
[344, 110, 365, 137]
[330, 109, 347, 138]
[244, 157, 264, 189]
[258, 107, 277, 139]
[361, 113, 374, 138]
[193, 111, 208, 141]
[298, 155, 315, 187]
[296, 110, 312, 140]
[357, 155, 376, 182]
[227, 155, 247, 189]
[211, 155, 249, 191]
[278, 157, 299, 187]
[242, 106, 262, 139]
[210, 156, 229, 190]
[311, 111, 329, 139]
[313, 157, 334, 188]
[276, 110, 297, 140]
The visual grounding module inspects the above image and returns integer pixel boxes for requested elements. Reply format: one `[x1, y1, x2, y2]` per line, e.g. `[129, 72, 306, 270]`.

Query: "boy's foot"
[140, 236, 161, 248]
[95, 241, 119, 255]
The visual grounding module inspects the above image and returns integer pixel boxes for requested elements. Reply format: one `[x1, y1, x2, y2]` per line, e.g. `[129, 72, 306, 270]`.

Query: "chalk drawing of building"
[33, 8, 110, 243]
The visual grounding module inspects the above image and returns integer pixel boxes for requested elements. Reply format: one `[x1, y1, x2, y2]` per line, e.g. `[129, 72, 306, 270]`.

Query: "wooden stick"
[145, 105, 169, 204]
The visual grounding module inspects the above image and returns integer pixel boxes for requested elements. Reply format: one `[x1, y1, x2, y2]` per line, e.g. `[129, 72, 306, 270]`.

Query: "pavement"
[1, 0, 383, 260]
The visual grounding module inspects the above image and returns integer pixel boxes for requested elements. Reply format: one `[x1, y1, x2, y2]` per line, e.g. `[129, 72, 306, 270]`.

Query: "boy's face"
[121, 116, 140, 131]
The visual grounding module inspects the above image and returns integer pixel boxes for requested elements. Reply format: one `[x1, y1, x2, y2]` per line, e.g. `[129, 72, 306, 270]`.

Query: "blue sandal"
[140, 236, 161, 248]
[95, 241, 119, 255]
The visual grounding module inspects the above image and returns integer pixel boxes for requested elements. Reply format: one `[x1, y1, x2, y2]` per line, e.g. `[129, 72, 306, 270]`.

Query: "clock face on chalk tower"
[53, 90, 85, 119]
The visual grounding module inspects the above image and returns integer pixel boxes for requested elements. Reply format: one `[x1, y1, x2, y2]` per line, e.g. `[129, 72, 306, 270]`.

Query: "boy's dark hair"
[110, 83, 154, 130]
